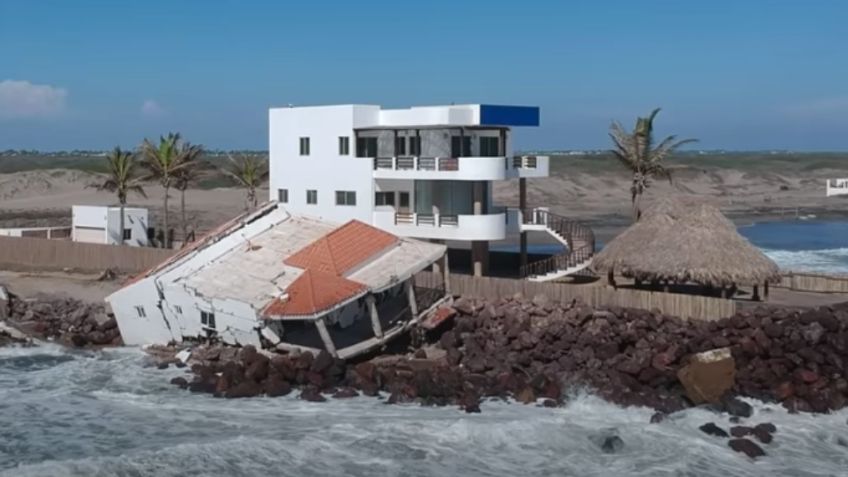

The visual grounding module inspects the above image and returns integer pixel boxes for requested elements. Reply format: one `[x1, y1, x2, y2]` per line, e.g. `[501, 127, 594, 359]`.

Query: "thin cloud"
[141, 99, 166, 117]
[0, 80, 67, 119]
[781, 96, 848, 116]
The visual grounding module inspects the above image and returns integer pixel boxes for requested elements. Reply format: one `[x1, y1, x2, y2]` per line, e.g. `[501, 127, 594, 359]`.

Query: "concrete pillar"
[314, 318, 338, 357]
[443, 252, 451, 295]
[473, 181, 485, 215]
[405, 280, 418, 317]
[519, 177, 527, 272]
[471, 240, 489, 277]
[366, 295, 383, 338]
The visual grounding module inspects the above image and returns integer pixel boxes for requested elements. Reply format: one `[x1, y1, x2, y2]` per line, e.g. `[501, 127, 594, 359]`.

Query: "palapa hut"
[592, 198, 780, 299]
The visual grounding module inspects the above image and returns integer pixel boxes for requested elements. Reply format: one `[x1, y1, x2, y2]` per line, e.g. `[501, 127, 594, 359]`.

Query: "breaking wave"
[1, 346, 847, 476]
[762, 247, 848, 275]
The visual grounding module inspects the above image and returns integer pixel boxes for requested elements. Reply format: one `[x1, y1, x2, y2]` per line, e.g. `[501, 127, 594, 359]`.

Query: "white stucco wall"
[269, 105, 376, 224]
[72, 205, 148, 246]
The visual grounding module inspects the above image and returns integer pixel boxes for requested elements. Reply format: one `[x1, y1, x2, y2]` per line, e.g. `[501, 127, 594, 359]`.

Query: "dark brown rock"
[728, 438, 766, 458]
[699, 423, 729, 438]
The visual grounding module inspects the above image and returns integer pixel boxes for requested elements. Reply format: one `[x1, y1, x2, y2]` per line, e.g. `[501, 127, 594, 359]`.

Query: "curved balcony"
[372, 156, 506, 181]
[373, 210, 506, 241]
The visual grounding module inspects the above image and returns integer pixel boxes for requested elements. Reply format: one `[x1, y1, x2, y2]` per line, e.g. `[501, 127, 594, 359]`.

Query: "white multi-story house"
[269, 104, 594, 280]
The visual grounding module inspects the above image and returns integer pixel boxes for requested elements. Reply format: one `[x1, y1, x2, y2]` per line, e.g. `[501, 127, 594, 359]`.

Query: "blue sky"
[1, 0, 847, 151]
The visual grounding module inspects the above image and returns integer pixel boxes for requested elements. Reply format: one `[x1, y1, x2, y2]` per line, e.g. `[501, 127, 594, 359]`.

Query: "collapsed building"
[106, 203, 449, 359]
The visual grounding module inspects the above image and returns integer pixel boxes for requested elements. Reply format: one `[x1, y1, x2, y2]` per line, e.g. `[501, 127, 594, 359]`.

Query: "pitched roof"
[284, 220, 398, 275]
[261, 269, 366, 317]
[263, 220, 401, 319]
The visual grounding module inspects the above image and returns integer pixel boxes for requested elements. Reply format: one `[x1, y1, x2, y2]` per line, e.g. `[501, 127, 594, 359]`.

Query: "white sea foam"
[1, 346, 848, 476]
[763, 247, 848, 275]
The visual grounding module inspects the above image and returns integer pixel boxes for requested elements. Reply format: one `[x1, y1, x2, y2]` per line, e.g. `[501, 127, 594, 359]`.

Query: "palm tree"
[609, 108, 697, 222]
[90, 146, 147, 245]
[140, 133, 191, 247]
[222, 154, 268, 211]
[173, 141, 204, 241]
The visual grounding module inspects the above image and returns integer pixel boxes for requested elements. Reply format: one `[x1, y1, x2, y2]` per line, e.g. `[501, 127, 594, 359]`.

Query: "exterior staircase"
[516, 208, 595, 281]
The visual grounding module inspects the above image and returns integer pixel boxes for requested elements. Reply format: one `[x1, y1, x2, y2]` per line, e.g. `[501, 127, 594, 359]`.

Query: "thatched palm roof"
[593, 199, 780, 287]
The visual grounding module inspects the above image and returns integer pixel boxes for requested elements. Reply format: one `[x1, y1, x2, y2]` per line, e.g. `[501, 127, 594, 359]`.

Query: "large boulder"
[677, 348, 736, 404]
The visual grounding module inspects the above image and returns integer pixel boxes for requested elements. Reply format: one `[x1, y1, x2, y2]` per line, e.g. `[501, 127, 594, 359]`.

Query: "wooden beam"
[314, 318, 338, 357]
[366, 295, 383, 338]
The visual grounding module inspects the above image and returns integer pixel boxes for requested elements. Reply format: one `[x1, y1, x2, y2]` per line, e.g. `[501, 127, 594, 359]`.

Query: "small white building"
[105, 202, 448, 359]
[826, 179, 848, 197]
[72, 205, 149, 246]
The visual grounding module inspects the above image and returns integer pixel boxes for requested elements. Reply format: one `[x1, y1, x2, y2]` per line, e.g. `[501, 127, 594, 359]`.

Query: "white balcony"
[373, 210, 506, 241]
[372, 156, 507, 181]
[505, 155, 549, 179]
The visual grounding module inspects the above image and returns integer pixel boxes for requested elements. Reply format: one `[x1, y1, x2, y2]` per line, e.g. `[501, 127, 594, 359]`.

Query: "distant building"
[826, 178, 848, 197]
[72, 205, 149, 246]
[105, 203, 448, 359]
[268, 104, 565, 278]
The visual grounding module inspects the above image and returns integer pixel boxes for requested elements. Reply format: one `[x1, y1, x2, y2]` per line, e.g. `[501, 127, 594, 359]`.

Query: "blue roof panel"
[479, 105, 540, 127]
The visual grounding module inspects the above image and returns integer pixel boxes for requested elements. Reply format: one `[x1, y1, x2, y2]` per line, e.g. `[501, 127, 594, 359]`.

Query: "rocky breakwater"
[0, 285, 120, 348]
[166, 294, 848, 457]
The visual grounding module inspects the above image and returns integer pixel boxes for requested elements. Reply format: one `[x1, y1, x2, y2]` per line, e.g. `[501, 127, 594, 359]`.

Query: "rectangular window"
[375, 192, 396, 207]
[134, 306, 146, 318]
[174, 305, 182, 314]
[338, 136, 350, 155]
[278, 188, 289, 203]
[306, 189, 318, 204]
[299, 137, 310, 155]
[480, 137, 500, 157]
[123, 229, 132, 240]
[451, 136, 472, 157]
[201, 310, 216, 329]
[395, 136, 406, 156]
[356, 137, 378, 157]
[409, 136, 421, 156]
[335, 190, 356, 206]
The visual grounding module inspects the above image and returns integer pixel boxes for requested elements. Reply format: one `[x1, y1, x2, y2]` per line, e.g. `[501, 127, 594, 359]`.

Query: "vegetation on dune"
[173, 141, 205, 241]
[139, 133, 192, 247]
[88, 147, 147, 245]
[222, 153, 269, 211]
[608, 108, 697, 222]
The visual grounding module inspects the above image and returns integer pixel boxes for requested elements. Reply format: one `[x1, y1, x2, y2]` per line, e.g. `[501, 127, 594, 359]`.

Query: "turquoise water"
[739, 220, 848, 274]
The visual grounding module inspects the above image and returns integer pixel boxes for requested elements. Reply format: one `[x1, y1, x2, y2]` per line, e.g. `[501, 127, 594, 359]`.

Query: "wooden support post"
[607, 269, 616, 289]
[314, 318, 337, 357]
[366, 295, 383, 338]
[405, 280, 418, 317]
[752, 285, 761, 302]
[764, 281, 769, 301]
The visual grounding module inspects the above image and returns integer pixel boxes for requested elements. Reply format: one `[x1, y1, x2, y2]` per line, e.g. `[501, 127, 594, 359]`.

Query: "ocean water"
[1, 345, 847, 476]
[739, 220, 848, 275]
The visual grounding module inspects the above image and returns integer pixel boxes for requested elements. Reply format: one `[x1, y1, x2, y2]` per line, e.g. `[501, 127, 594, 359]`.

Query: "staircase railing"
[518, 208, 595, 278]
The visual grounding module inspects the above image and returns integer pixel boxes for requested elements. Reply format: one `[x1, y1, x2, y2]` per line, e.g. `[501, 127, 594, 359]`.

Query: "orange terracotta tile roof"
[261, 269, 366, 317]
[263, 220, 399, 319]
[284, 220, 398, 275]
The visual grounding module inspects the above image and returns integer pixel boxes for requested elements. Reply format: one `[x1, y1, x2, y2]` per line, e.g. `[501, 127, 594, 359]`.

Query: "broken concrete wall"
[106, 278, 176, 346]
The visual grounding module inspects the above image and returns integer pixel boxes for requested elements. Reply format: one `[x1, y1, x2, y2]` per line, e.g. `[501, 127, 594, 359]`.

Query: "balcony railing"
[512, 156, 538, 169]
[374, 156, 460, 172]
[394, 212, 459, 227]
